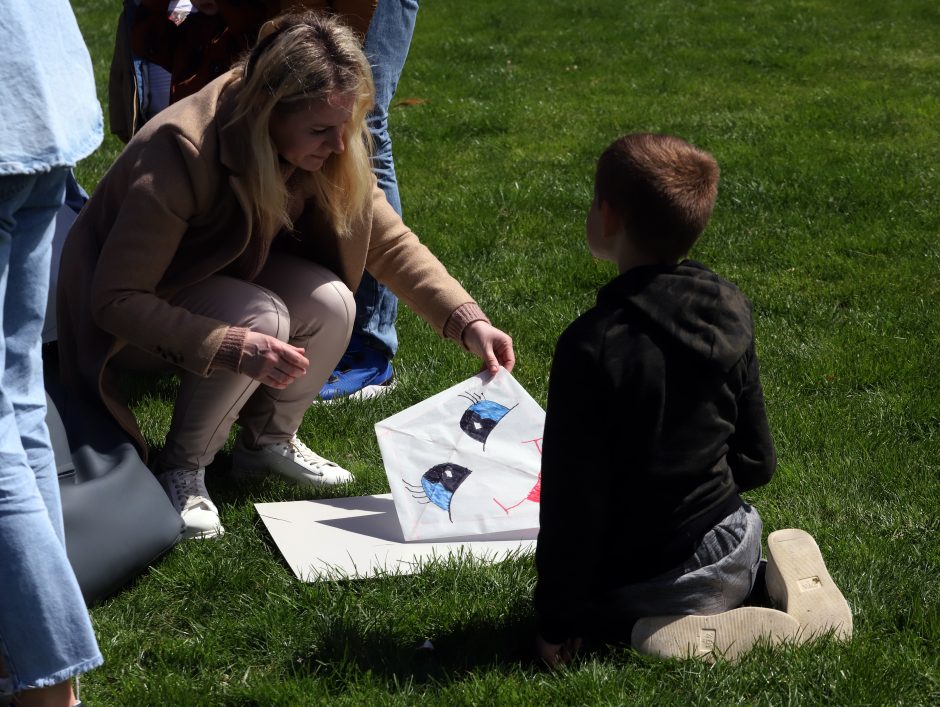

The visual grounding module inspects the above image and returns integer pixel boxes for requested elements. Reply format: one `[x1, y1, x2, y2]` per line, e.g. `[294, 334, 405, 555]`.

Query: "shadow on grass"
[298, 614, 646, 696]
[299, 610, 543, 689]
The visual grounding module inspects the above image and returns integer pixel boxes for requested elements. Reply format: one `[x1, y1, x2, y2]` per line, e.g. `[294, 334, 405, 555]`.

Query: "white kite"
[376, 367, 544, 541]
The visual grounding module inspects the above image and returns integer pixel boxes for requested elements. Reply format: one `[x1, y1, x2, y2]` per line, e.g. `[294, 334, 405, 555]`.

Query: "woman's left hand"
[462, 320, 515, 374]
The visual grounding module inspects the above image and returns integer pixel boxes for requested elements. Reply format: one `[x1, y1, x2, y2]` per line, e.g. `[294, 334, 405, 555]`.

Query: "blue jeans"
[0, 170, 103, 694]
[354, 0, 420, 359]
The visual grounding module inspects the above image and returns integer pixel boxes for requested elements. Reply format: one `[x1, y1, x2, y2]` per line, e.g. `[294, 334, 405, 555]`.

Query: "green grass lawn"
[70, 0, 938, 703]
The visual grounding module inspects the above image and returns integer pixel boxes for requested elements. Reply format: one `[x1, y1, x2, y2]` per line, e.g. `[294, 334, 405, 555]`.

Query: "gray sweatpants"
[601, 503, 763, 632]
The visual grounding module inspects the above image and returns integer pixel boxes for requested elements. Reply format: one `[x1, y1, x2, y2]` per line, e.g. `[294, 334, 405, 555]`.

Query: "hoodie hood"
[598, 260, 753, 372]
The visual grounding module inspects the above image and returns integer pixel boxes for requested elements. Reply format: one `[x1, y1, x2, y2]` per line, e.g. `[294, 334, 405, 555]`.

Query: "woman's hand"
[462, 320, 515, 374]
[239, 331, 309, 389]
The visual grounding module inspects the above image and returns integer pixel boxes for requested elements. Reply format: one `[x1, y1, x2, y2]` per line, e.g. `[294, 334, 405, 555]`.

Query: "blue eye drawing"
[458, 392, 518, 449]
[402, 463, 473, 522]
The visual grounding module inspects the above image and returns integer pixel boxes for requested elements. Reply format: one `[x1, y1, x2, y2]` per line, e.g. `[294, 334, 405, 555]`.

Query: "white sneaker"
[233, 434, 355, 487]
[765, 528, 853, 641]
[157, 468, 224, 540]
[631, 607, 800, 663]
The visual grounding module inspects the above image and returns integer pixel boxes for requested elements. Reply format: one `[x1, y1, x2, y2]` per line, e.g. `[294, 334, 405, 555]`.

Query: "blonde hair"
[230, 11, 375, 238]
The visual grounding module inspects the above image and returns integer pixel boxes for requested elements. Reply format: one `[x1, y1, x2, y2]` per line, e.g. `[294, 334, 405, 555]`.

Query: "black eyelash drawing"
[457, 392, 518, 449]
[402, 463, 473, 522]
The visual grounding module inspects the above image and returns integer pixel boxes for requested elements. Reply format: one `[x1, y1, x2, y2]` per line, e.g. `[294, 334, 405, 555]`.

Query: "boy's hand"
[462, 321, 515, 374]
[535, 634, 582, 669]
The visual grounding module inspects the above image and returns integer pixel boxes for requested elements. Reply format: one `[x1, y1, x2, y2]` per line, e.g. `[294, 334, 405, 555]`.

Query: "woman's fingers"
[272, 355, 307, 380]
[240, 332, 309, 385]
[263, 355, 307, 387]
[493, 332, 516, 372]
[268, 343, 308, 387]
[462, 321, 515, 374]
[277, 343, 309, 371]
[264, 366, 296, 388]
[480, 339, 499, 375]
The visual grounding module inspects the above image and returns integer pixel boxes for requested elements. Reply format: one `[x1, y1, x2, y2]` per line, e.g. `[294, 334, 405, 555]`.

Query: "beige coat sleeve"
[90, 129, 233, 376]
[362, 183, 489, 341]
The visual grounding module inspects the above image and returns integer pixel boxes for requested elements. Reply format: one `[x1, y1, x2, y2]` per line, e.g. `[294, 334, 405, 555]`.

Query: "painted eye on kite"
[458, 392, 518, 448]
[402, 462, 473, 522]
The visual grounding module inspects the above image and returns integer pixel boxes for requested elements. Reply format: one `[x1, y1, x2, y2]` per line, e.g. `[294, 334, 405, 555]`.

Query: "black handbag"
[44, 345, 183, 606]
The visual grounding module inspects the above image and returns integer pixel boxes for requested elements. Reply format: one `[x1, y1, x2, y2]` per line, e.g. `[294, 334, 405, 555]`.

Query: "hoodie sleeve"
[534, 320, 614, 643]
[727, 344, 776, 492]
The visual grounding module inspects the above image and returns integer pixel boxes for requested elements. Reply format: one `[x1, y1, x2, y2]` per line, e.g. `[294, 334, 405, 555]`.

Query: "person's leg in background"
[0, 170, 102, 705]
[319, 0, 419, 402]
[42, 171, 86, 347]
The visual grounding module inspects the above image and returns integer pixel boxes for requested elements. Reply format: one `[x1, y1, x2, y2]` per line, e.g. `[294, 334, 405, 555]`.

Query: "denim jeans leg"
[353, 0, 420, 359]
[0, 170, 103, 693]
[64, 169, 89, 213]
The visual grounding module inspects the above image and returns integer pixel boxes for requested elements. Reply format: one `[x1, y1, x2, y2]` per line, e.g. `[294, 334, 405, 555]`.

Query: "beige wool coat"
[58, 71, 485, 458]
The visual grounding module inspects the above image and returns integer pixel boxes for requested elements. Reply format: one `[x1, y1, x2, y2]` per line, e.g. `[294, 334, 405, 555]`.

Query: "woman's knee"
[303, 278, 356, 340]
[239, 287, 291, 342]
[170, 277, 292, 343]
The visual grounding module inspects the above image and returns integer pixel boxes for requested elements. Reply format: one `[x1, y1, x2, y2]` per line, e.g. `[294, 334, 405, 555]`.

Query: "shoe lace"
[285, 436, 339, 470]
[168, 470, 214, 512]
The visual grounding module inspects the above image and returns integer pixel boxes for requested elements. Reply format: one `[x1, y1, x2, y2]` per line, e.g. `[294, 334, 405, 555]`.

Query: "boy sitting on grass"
[534, 133, 851, 666]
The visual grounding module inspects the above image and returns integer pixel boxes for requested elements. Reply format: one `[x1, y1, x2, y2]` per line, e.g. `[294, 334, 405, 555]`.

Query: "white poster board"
[375, 368, 544, 541]
[255, 495, 536, 581]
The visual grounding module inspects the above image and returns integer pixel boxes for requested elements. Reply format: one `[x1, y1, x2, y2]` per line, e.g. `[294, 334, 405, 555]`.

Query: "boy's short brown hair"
[595, 133, 719, 261]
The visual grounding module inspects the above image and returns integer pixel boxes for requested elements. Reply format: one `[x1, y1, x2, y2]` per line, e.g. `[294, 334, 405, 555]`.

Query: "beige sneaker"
[233, 434, 354, 487]
[765, 528, 853, 641]
[157, 468, 224, 540]
[632, 607, 800, 662]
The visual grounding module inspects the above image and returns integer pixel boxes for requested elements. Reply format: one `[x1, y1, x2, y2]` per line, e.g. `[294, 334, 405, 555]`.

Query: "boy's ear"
[599, 201, 623, 238]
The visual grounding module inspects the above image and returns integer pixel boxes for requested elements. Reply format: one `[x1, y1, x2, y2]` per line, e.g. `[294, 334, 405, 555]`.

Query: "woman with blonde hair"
[57, 11, 515, 540]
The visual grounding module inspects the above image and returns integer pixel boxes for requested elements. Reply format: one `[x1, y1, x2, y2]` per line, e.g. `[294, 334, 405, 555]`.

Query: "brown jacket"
[108, 4, 142, 143]
[59, 71, 485, 459]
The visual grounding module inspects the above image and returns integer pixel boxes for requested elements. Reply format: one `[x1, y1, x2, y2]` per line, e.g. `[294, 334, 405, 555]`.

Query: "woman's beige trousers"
[115, 252, 355, 470]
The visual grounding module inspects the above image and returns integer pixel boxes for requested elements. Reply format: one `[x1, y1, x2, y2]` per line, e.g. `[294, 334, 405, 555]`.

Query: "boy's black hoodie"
[534, 260, 776, 643]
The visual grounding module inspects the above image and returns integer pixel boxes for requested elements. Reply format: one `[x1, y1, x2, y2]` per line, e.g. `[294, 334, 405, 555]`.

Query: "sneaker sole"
[314, 378, 397, 405]
[765, 529, 853, 641]
[182, 524, 224, 540]
[231, 454, 355, 488]
[631, 607, 800, 662]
